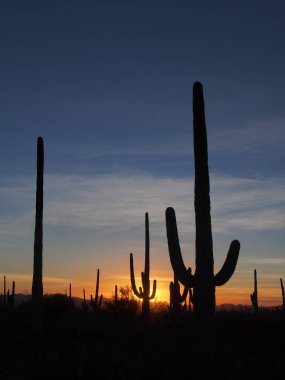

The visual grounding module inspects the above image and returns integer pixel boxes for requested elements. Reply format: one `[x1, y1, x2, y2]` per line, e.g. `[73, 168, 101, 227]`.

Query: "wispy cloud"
[209, 118, 285, 156]
[55, 139, 192, 160]
[241, 257, 285, 265]
[0, 173, 284, 241]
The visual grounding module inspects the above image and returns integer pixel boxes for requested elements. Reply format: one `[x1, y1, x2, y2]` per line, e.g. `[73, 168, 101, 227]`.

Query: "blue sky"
[0, 1, 285, 304]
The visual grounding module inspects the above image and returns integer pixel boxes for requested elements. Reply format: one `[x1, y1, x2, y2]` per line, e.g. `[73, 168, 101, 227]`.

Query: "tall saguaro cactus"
[166, 82, 240, 322]
[90, 268, 103, 310]
[280, 278, 285, 313]
[3, 275, 6, 308]
[250, 269, 258, 315]
[130, 212, 157, 321]
[32, 136, 44, 333]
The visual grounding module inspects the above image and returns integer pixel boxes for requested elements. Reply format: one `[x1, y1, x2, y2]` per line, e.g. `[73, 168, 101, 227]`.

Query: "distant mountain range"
[10, 294, 283, 312]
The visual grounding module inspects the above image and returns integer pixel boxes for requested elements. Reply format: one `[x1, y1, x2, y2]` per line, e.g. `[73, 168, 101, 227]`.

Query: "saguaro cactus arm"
[149, 279, 157, 300]
[166, 207, 195, 288]
[130, 253, 143, 298]
[214, 240, 240, 286]
[179, 285, 189, 303]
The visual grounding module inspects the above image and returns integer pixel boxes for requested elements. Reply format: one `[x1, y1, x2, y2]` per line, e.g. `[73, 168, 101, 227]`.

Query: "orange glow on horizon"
[5, 272, 283, 307]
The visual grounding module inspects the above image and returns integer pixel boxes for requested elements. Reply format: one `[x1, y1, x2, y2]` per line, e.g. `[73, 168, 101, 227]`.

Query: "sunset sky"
[0, 1, 285, 305]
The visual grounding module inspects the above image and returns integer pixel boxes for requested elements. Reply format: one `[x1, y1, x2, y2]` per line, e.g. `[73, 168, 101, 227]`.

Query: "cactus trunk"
[32, 137, 44, 334]
[280, 278, 285, 313]
[90, 269, 103, 310]
[250, 269, 258, 315]
[193, 83, 215, 320]
[3, 275, 6, 308]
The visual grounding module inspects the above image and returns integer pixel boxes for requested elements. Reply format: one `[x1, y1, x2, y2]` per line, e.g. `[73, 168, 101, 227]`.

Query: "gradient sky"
[1, 1, 285, 305]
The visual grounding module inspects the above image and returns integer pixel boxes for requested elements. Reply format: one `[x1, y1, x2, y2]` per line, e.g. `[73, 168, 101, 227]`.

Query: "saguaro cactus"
[166, 82, 240, 322]
[69, 283, 72, 302]
[9, 281, 15, 307]
[280, 278, 285, 313]
[3, 275, 6, 308]
[250, 269, 258, 315]
[130, 212, 157, 321]
[32, 136, 44, 333]
[90, 268, 103, 310]
[114, 285, 118, 305]
[169, 272, 188, 313]
[82, 289, 88, 310]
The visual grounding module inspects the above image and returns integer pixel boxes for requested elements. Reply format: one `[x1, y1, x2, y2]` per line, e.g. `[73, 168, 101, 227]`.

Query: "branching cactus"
[32, 137, 44, 334]
[250, 269, 258, 315]
[280, 278, 285, 313]
[169, 272, 189, 313]
[166, 82, 240, 322]
[130, 212, 157, 321]
[90, 268, 103, 310]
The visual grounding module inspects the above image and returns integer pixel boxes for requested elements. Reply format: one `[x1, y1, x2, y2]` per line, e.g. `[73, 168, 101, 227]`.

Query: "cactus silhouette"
[32, 136, 44, 333]
[82, 289, 89, 310]
[130, 212, 157, 321]
[90, 268, 103, 309]
[165, 82, 240, 322]
[169, 272, 188, 313]
[114, 285, 118, 305]
[3, 275, 6, 308]
[280, 278, 285, 313]
[69, 283, 72, 303]
[250, 269, 258, 315]
[8, 281, 15, 307]
[189, 286, 194, 313]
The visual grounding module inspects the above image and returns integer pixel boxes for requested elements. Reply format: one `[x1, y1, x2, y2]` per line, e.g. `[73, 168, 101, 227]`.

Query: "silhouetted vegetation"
[169, 271, 188, 314]
[250, 269, 259, 316]
[1, 83, 284, 378]
[89, 268, 103, 311]
[31, 136, 44, 336]
[0, 299, 284, 379]
[166, 83, 240, 327]
[130, 212, 157, 322]
[280, 278, 285, 314]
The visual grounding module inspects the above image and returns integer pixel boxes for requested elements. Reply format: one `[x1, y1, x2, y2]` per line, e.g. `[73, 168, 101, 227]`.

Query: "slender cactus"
[90, 269, 103, 310]
[32, 136, 44, 334]
[10, 281, 15, 307]
[69, 283, 72, 302]
[82, 289, 88, 310]
[130, 212, 157, 321]
[165, 82, 240, 323]
[250, 269, 258, 315]
[114, 285, 118, 305]
[3, 275, 6, 308]
[280, 278, 285, 313]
